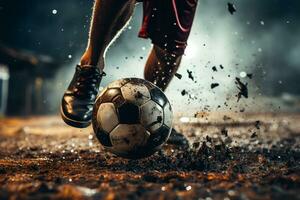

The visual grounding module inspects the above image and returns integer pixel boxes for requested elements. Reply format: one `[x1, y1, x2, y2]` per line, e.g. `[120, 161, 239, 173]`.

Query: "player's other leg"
[61, 0, 135, 128]
[144, 45, 189, 147]
[142, 0, 198, 91]
[143, 0, 198, 146]
[144, 45, 182, 92]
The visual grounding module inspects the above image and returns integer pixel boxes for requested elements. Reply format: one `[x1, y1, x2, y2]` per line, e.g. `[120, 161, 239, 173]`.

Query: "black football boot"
[61, 65, 103, 128]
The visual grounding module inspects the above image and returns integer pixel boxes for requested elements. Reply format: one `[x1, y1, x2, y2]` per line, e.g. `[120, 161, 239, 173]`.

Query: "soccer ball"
[92, 78, 173, 159]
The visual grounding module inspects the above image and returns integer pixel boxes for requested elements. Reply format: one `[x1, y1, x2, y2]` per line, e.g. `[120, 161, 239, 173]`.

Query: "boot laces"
[74, 69, 102, 97]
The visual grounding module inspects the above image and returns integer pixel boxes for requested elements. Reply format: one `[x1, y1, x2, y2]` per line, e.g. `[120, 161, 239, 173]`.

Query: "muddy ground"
[0, 113, 300, 200]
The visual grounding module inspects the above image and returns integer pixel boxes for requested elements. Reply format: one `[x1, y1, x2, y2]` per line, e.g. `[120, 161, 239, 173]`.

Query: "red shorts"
[138, 0, 198, 55]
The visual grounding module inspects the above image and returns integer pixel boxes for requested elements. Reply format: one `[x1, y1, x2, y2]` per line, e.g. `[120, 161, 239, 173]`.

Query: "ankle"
[80, 51, 105, 71]
[80, 52, 98, 66]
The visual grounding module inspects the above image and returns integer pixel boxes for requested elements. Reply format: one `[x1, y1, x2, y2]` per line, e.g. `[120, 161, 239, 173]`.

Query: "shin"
[80, 0, 135, 71]
[144, 45, 182, 91]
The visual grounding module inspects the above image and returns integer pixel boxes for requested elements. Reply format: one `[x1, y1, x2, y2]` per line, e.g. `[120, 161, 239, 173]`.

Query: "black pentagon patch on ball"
[147, 125, 171, 147]
[149, 87, 168, 107]
[118, 102, 140, 124]
[100, 88, 122, 103]
[95, 129, 112, 147]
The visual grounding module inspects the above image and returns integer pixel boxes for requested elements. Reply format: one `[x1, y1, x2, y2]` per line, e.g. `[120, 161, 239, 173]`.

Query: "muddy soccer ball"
[92, 78, 173, 159]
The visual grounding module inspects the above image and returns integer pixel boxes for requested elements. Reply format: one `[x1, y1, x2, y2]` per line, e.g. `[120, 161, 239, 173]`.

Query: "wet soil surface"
[0, 113, 300, 200]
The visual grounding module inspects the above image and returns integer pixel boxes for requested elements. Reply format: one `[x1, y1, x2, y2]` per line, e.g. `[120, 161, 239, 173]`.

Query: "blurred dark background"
[0, 0, 299, 116]
[0, 0, 93, 115]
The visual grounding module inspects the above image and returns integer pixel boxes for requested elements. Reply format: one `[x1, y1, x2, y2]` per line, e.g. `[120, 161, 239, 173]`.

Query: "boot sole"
[60, 106, 91, 128]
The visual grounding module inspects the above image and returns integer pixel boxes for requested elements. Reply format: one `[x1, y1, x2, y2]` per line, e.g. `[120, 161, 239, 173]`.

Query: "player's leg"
[80, 0, 135, 69]
[143, 0, 198, 146]
[144, 45, 182, 91]
[144, 45, 189, 147]
[142, 0, 198, 91]
[61, 0, 135, 128]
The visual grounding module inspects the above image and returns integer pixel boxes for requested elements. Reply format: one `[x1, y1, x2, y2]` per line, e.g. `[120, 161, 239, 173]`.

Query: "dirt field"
[0, 113, 300, 200]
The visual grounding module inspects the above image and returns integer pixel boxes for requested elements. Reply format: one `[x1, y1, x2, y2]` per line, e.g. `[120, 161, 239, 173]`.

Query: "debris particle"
[220, 65, 224, 69]
[227, 3, 236, 15]
[251, 132, 258, 138]
[221, 128, 228, 137]
[223, 115, 232, 121]
[212, 66, 217, 72]
[181, 90, 187, 96]
[211, 83, 220, 89]
[235, 78, 248, 102]
[247, 73, 253, 79]
[255, 121, 261, 129]
[187, 70, 195, 81]
[175, 73, 182, 79]
[206, 135, 212, 143]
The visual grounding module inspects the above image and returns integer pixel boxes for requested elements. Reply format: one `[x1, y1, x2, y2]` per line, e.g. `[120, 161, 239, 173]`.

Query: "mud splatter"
[251, 132, 258, 138]
[175, 73, 183, 80]
[187, 70, 195, 81]
[221, 127, 228, 137]
[255, 120, 261, 129]
[235, 78, 248, 102]
[211, 83, 220, 89]
[247, 73, 253, 79]
[227, 2, 237, 15]
[135, 91, 144, 99]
